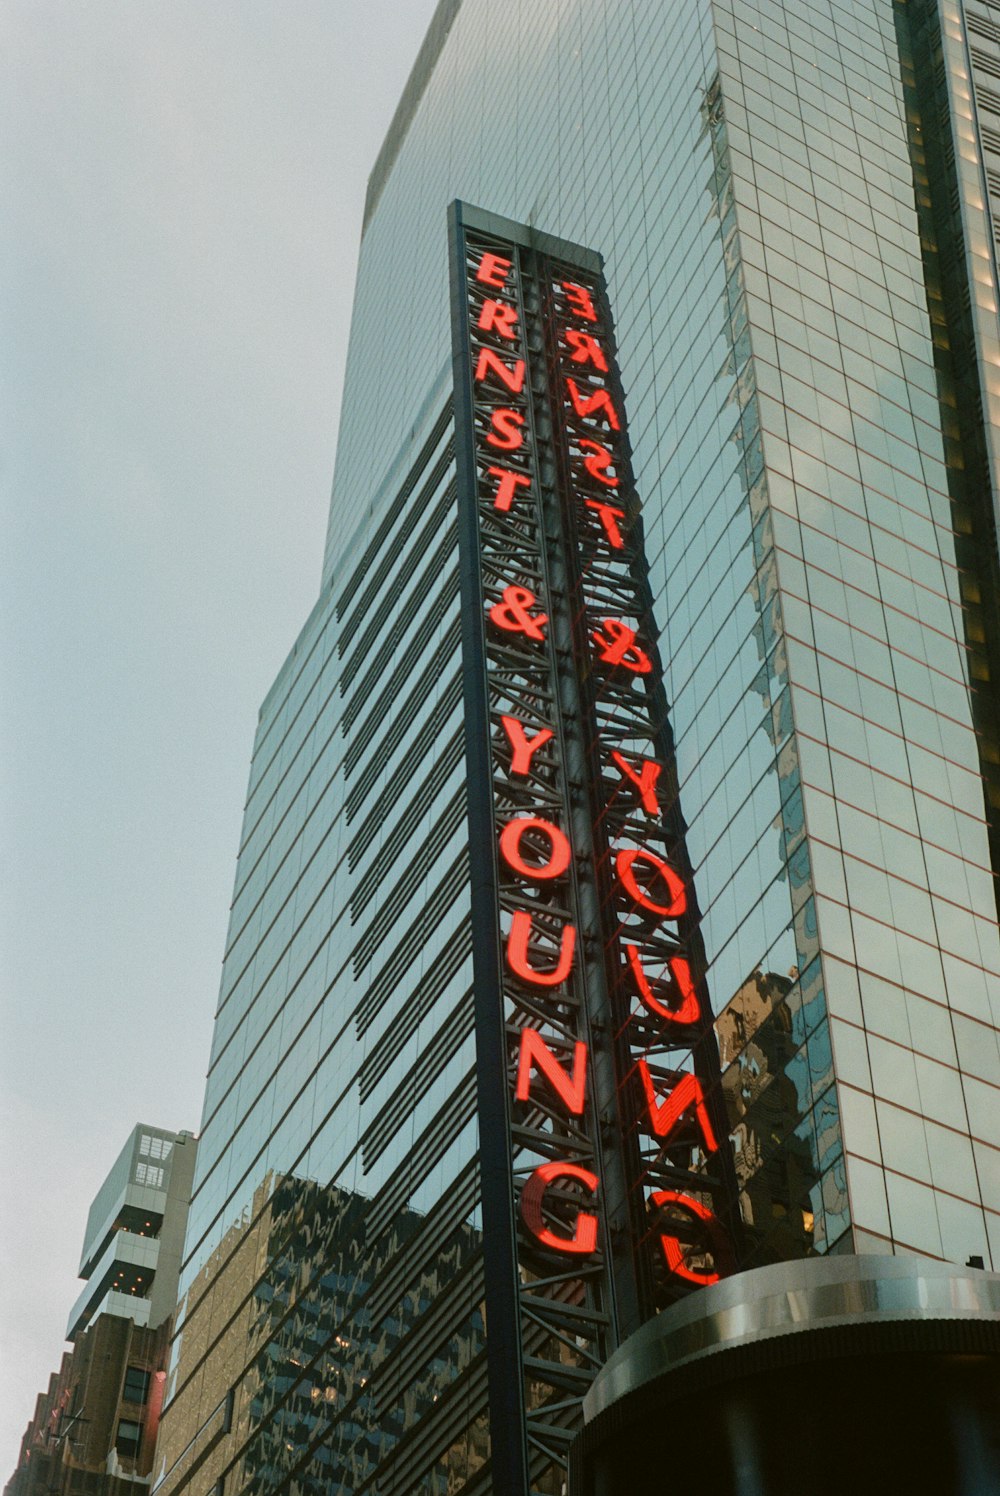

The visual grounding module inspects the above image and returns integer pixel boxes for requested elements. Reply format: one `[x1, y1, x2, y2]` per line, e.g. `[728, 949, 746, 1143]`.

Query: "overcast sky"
[1, 0, 440, 1469]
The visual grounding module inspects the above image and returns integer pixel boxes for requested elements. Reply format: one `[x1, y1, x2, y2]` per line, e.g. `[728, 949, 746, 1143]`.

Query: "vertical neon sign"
[450, 203, 738, 1492]
[541, 257, 741, 1305]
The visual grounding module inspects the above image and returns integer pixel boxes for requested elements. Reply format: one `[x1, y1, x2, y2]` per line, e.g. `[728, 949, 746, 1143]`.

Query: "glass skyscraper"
[154, 1, 1000, 1493]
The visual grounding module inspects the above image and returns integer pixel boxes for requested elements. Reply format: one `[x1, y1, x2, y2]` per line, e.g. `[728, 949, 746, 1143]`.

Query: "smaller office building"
[5, 1127, 196, 1496]
[67, 1127, 197, 1341]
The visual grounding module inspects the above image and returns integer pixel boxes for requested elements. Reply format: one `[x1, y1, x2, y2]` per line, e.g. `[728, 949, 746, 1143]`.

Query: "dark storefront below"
[570, 1257, 1000, 1496]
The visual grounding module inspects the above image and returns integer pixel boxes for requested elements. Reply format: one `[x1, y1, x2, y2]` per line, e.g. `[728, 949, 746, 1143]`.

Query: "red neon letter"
[580, 439, 619, 488]
[565, 327, 608, 370]
[499, 816, 571, 881]
[562, 281, 598, 322]
[616, 848, 686, 917]
[487, 466, 531, 513]
[486, 408, 524, 451]
[592, 619, 652, 673]
[507, 911, 575, 987]
[475, 347, 526, 394]
[478, 298, 519, 339]
[611, 751, 661, 814]
[501, 715, 553, 775]
[490, 584, 548, 641]
[515, 1028, 588, 1115]
[649, 1190, 720, 1285]
[565, 378, 621, 431]
[477, 252, 512, 288]
[626, 945, 701, 1025]
[638, 1066, 718, 1152]
[520, 1162, 599, 1255]
[585, 499, 626, 548]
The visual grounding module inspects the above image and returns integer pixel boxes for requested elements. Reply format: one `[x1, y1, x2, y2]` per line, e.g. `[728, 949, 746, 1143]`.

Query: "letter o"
[500, 816, 571, 880]
[616, 848, 686, 917]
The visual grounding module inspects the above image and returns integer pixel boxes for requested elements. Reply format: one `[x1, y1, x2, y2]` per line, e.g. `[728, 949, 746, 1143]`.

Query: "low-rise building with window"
[4, 1128, 196, 1496]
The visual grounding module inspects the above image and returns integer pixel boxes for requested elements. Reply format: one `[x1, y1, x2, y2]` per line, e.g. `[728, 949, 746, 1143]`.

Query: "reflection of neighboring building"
[155, 1175, 486, 1496]
[717, 970, 827, 1264]
[150, 1175, 273, 1496]
[5, 1127, 196, 1496]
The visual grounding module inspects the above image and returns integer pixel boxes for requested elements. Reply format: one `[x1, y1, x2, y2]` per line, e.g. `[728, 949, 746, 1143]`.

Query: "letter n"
[565, 377, 620, 430]
[475, 346, 526, 393]
[515, 1028, 588, 1115]
[638, 1064, 718, 1153]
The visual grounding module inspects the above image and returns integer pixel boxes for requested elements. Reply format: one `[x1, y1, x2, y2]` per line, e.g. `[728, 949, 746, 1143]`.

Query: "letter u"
[506, 910, 576, 987]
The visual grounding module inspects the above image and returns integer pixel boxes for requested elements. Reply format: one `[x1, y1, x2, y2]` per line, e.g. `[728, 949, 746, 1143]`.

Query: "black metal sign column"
[449, 201, 530, 1496]
[449, 200, 741, 1493]
[537, 258, 744, 1303]
[449, 203, 623, 1495]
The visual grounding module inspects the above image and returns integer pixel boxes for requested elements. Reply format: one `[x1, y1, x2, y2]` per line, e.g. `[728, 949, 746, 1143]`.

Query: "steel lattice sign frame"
[449, 202, 739, 1496]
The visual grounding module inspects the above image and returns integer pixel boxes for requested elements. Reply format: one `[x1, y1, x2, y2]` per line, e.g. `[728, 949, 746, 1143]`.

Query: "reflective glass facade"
[155, 2, 1000, 1493]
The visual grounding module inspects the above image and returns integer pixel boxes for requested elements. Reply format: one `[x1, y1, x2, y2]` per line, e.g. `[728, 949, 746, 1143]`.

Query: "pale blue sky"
[1, 0, 439, 1467]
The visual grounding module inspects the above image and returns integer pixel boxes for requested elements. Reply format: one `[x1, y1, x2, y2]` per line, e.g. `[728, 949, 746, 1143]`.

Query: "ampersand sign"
[592, 617, 652, 673]
[490, 585, 549, 641]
